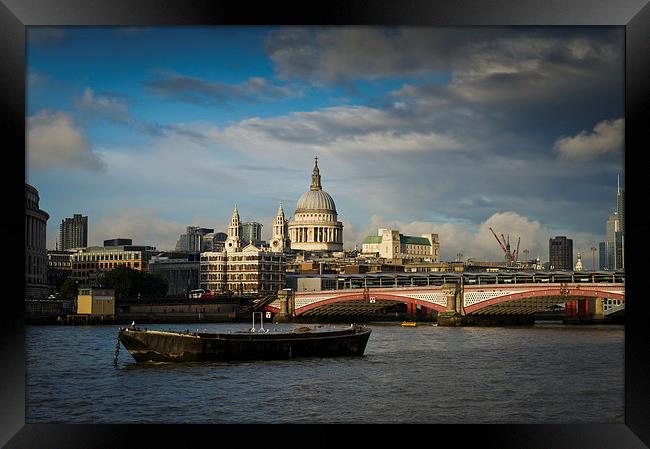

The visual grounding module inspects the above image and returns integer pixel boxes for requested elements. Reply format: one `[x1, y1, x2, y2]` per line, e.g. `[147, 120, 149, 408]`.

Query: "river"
[25, 322, 624, 424]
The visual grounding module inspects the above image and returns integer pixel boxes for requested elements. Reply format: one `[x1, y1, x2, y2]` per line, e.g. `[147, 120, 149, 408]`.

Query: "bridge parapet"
[266, 282, 624, 318]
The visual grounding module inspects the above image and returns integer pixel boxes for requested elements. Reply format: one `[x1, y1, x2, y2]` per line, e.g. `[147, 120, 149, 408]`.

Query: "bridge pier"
[273, 289, 295, 323]
[436, 283, 467, 326]
[563, 297, 609, 324]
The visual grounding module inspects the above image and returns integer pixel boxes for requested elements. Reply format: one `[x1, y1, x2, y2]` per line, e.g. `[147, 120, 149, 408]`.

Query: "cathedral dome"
[294, 157, 337, 214]
[289, 157, 343, 252]
[296, 189, 337, 213]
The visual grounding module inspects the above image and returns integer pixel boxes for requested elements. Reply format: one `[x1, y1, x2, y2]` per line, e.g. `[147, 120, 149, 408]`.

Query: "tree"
[98, 266, 168, 299]
[58, 278, 78, 299]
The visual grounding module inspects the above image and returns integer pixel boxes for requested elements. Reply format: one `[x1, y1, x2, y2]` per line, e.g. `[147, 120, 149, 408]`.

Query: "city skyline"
[26, 26, 624, 261]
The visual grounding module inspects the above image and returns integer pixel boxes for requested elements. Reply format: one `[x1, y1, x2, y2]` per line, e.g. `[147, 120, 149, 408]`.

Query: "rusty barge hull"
[118, 326, 371, 362]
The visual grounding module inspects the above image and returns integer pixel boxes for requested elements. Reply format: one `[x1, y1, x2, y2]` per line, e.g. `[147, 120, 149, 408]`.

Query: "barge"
[117, 322, 371, 362]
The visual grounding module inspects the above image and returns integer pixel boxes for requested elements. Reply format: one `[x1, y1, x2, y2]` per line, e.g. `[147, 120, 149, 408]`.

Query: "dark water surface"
[26, 322, 624, 424]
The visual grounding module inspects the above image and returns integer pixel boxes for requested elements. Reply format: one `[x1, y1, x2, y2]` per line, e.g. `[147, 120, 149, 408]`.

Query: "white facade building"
[361, 228, 440, 261]
[199, 246, 286, 295]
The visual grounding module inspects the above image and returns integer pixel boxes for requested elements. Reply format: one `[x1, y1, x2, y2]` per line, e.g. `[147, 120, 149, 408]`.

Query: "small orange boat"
[401, 321, 417, 327]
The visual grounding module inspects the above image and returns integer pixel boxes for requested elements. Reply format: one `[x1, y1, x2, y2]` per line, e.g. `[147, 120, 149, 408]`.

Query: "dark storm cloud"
[142, 73, 300, 105]
[265, 27, 472, 83]
[264, 27, 623, 163]
[266, 27, 621, 85]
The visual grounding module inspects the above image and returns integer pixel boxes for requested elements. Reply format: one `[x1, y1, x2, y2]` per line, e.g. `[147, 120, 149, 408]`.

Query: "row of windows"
[199, 283, 282, 292]
[73, 261, 140, 270]
[48, 261, 72, 267]
[200, 263, 284, 272]
[73, 253, 142, 262]
[200, 273, 284, 281]
[200, 255, 285, 263]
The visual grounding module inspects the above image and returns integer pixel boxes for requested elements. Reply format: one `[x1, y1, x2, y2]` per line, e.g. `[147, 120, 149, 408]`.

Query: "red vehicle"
[201, 290, 216, 300]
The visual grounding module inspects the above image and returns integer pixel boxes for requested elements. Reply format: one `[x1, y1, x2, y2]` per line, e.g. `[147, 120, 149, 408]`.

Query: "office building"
[199, 248, 286, 295]
[104, 238, 132, 247]
[59, 214, 88, 250]
[175, 226, 214, 253]
[549, 236, 573, 270]
[47, 249, 74, 288]
[69, 242, 158, 285]
[148, 255, 200, 296]
[241, 222, 263, 246]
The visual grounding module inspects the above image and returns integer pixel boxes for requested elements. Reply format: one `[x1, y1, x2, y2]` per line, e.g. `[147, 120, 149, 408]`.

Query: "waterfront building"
[199, 251, 228, 293]
[148, 255, 200, 296]
[241, 222, 263, 246]
[69, 242, 158, 285]
[361, 228, 440, 261]
[76, 287, 115, 317]
[47, 249, 74, 288]
[25, 183, 50, 299]
[175, 226, 214, 252]
[288, 158, 343, 252]
[199, 247, 286, 295]
[549, 236, 573, 270]
[59, 213, 88, 250]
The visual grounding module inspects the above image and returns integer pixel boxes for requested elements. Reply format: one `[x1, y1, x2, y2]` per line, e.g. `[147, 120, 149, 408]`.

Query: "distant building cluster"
[29, 159, 624, 302]
[599, 177, 624, 271]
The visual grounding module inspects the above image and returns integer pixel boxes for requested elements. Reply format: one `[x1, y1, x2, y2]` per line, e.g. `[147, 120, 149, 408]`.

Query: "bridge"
[266, 271, 625, 325]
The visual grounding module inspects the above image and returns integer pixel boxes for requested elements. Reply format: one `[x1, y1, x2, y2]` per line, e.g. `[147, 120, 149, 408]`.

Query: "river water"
[25, 322, 624, 424]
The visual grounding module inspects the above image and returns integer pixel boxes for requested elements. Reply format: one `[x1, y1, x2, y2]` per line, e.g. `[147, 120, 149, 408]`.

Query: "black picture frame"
[3, 0, 649, 447]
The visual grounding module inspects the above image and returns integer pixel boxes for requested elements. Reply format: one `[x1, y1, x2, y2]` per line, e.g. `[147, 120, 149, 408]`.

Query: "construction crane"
[489, 227, 521, 266]
[513, 236, 521, 263]
[489, 227, 513, 265]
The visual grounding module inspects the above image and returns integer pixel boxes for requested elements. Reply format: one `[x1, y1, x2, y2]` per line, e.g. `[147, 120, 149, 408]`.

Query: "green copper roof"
[362, 235, 431, 245]
[400, 236, 431, 246]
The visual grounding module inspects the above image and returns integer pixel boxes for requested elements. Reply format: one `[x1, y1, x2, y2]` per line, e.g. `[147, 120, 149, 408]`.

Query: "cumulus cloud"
[553, 118, 624, 160]
[74, 88, 132, 124]
[27, 110, 105, 171]
[143, 73, 300, 105]
[345, 211, 552, 262]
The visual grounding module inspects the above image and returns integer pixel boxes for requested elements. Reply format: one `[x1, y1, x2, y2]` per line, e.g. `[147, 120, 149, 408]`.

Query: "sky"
[26, 26, 624, 263]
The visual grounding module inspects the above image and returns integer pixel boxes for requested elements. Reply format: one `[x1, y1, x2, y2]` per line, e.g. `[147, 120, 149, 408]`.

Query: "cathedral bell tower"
[270, 202, 289, 252]
[225, 205, 242, 252]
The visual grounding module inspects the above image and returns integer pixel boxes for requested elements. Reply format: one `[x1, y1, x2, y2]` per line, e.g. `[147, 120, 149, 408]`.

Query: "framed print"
[3, 0, 649, 447]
